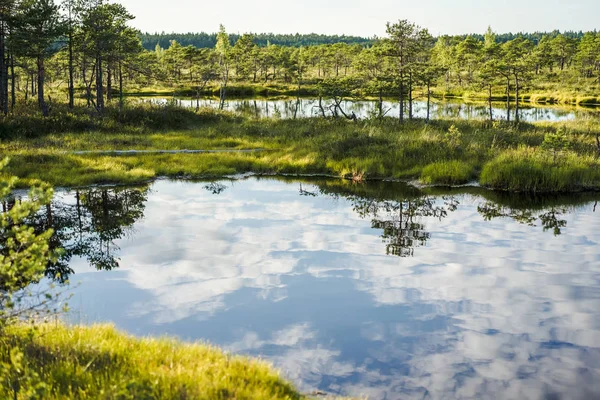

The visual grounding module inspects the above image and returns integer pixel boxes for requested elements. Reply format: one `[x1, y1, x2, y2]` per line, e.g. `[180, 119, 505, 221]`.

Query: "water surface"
[145, 97, 598, 123]
[26, 178, 600, 399]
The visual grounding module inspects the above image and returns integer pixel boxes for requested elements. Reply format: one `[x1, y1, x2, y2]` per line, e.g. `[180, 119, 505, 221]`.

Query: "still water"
[145, 97, 598, 123]
[31, 178, 600, 399]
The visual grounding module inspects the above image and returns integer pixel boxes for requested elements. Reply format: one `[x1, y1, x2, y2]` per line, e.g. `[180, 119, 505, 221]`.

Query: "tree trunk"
[318, 96, 326, 117]
[505, 77, 510, 123]
[219, 68, 228, 110]
[82, 63, 90, 107]
[96, 55, 104, 112]
[10, 53, 15, 111]
[0, 20, 7, 115]
[68, 24, 74, 109]
[106, 64, 112, 102]
[488, 85, 493, 121]
[119, 61, 124, 113]
[426, 82, 431, 122]
[37, 57, 48, 117]
[408, 72, 413, 120]
[514, 75, 520, 123]
[399, 72, 404, 123]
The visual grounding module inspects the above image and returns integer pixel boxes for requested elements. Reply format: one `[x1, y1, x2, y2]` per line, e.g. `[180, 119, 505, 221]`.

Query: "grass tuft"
[479, 148, 600, 192]
[1, 323, 303, 400]
[420, 160, 476, 185]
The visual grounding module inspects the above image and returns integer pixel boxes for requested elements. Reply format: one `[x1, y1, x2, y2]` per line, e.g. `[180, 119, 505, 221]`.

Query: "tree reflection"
[204, 182, 227, 195]
[477, 202, 567, 236]
[303, 179, 460, 257]
[355, 196, 459, 257]
[2, 187, 149, 282]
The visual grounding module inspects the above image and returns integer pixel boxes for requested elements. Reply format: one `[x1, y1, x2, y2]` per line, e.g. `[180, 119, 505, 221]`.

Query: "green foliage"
[444, 124, 462, 148]
[2, 1, 600, 119]
[0, 323, 303, 399]
[0, 158, 58, 326]
[0, 346, 48, 399]
[541, 126, 571, 163]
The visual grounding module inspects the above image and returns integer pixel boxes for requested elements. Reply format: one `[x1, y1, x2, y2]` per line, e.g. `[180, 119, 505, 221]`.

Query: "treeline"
[460, 30, 588, 44]
[140, 32, 375, 50]
[1, 0, 600, 122]
[141, 30, 590, 51]
[151, 26, 600, 121]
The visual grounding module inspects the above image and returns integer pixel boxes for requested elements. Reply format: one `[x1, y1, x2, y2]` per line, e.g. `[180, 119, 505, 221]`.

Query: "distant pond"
[20, 178, 600, 399]
[142, 97, 599, 123]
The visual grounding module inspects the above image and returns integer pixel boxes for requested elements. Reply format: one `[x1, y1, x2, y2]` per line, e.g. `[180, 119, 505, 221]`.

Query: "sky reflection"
[61, 178, 600, 399]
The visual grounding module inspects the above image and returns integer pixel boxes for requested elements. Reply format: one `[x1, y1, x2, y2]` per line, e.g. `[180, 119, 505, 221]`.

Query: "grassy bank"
[122, 82, 321, 98]
[1, 323, 303, 400]
[1, 104, 599, 192]
[435, 77, 600, 106]
[440, 91, 600, 107]
[119, 79, 600, 107]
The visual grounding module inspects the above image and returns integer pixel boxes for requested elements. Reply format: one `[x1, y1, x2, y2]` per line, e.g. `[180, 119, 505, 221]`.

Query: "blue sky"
[121, 0, 599, 36]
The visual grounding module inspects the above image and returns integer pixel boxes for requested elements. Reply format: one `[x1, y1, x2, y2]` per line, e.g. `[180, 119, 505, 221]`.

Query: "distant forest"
[140, 31, 589, 50]
[140, 32, 376, 50]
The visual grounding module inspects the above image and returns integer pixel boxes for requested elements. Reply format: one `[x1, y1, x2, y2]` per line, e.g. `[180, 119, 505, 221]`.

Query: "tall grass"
[420, 160, 476, 185]
[1, 323, 303, 400]
[480, 148, 600, 192]
[1, 105, 600, 192]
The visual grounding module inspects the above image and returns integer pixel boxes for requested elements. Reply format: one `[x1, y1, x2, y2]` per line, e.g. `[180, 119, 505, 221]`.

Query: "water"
[22, 178, 600, 399]
[144, 97, 598, 123]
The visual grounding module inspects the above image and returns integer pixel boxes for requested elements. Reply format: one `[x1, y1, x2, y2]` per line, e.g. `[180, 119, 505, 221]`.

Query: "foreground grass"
[1, 104, 600, 192]
[0, 323, 303, 400]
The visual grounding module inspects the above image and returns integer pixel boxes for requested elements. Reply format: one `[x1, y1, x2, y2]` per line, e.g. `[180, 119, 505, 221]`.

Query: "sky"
[119, 0, 600, 37]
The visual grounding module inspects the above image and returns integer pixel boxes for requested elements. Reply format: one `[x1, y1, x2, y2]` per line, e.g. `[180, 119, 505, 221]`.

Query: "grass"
[1, 103, 600, 192]
[480, 148, 600, 192]
[420, 160, 476, 185]
[433, 70, 600, 106]
[122, 82, 321, 98]
[0, 322, 305, 400]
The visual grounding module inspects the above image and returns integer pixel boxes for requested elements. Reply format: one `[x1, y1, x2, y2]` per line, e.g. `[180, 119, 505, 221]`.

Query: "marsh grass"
[2, 104, 600, 192]
[122, 82, 321, 98]
[0, 323, 302, 400]
[420, 160, 476, 185]
[480, 148, 600, 192]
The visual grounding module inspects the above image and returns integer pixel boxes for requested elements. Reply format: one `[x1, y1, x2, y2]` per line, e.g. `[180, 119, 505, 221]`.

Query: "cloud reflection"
[65, 179, 600, 399]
